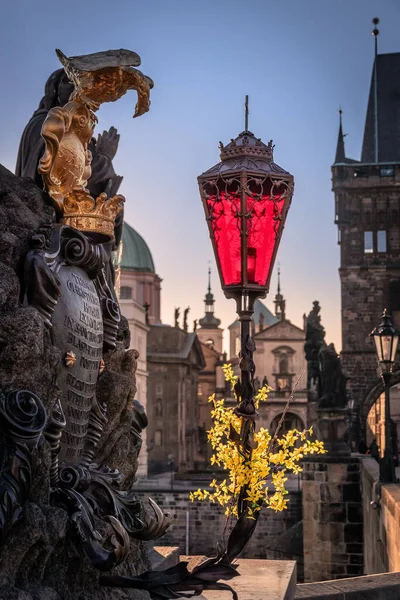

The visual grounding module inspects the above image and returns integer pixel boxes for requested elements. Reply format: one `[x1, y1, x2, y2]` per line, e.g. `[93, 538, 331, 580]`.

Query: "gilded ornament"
[64, 351, 76, 368]
[38, 48, 153, 241]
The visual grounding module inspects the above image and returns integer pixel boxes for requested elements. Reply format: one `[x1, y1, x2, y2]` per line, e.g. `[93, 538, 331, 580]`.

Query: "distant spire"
[199, 267, 221, 329]
[274, 265, 286, 321]
[372, 17, 379, 163]
[277, 264, 281, 295]
[334, 107, 346, 163]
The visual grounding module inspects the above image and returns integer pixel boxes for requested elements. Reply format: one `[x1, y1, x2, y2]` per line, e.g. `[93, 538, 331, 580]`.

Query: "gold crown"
[62, 190, 125, 241]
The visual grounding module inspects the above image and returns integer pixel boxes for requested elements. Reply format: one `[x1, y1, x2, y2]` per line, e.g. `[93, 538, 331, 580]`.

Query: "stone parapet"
[302, 456, 363, 582]
[362, 456, 400, 574]
[296, 571, 400, 599]
[136, 488, 302, 564]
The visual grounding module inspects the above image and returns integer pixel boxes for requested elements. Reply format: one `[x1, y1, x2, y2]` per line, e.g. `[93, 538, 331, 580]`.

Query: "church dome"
[121, 222, 155, 273]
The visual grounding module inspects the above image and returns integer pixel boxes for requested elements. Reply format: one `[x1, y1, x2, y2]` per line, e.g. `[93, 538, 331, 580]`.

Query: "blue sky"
[1, 0, 399, 352]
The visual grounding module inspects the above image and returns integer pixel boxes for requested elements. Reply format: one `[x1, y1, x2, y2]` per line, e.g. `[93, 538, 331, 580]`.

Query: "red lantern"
[198, 130, 294, 304]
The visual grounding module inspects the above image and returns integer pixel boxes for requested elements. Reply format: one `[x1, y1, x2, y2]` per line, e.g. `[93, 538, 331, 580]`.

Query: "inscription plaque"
[51, 265, 103, 465]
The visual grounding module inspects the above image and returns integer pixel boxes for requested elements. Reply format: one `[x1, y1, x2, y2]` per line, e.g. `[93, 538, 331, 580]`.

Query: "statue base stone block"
[0, 169, 152, 599]
[302, 456, 363, 583]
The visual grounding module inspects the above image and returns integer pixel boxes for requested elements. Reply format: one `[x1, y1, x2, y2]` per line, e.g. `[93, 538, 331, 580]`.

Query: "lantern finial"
[244, 95, 249, 132]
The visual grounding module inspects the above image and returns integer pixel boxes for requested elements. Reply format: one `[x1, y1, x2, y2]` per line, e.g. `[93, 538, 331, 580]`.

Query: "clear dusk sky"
[1, 0, 399, 353]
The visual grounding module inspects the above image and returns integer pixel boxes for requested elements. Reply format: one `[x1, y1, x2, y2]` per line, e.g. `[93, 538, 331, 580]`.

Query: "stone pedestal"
[185, 558, 297, 600]
[317, 408, 350, 456]
[302, 456, 363, 583]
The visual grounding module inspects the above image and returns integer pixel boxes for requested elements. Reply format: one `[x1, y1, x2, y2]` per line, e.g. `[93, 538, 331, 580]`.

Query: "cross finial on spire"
[334, 106, 346, 163]
[372, 17, 379, 56]
[277, 263, 281, 295]
[208, 266, 211, 294]
[245, 95, 249, 132]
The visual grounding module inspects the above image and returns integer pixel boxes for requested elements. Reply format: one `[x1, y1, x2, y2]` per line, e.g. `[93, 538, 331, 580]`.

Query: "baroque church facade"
[227, 271, 308, 436]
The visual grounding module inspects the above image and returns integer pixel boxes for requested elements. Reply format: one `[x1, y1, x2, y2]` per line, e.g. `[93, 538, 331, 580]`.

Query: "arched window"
[273, 346, 295, 392]
[155, 398, 163, 417]
[120, 286, 132, 300]
[270, 412, 305, 437]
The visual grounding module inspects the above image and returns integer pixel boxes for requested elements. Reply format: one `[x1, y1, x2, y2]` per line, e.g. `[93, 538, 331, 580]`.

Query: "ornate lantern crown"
[198, 129, 294, 303]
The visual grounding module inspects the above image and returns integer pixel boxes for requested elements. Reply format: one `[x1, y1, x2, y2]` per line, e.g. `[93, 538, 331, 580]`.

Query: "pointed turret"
[274, 266, 286, 321]
[199, 268, 221, 329]
[334, 108, 346, 164]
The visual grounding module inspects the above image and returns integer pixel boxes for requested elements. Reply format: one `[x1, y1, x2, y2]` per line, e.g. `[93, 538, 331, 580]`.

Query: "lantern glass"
[204, 182, 287, 289]
[390, 333, 399, 362]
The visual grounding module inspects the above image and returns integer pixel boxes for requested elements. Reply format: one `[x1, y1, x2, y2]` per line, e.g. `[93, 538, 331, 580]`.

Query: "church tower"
[332, 20, 400, 433]
[196, 268, 223, 354]
[273, 266, 286, 321]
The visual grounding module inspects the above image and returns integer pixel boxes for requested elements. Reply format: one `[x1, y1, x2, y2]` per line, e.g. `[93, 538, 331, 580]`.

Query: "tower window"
[364, 231, 373, 253]
[380, 167, 394, 177]
[155, 398, 163, 417]
[377, 231, 387, 253]
[120, 286, 132, 299]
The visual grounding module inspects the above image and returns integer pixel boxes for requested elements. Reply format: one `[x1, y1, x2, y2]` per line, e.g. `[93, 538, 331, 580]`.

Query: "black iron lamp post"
[369, 309, 400, 483]
[197, 103, 294, 553]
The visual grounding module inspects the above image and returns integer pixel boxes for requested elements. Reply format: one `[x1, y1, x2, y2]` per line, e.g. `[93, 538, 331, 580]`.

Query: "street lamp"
[198, 119, 294, 456]
[369, 309, 400, 483]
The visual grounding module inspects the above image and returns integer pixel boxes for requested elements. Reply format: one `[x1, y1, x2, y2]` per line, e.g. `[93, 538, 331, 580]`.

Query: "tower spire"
[274, 265, 286, 321]
[244, 95, 249, 132]
[334, 107, 346, 163]
[199, 267, 221, 329]
[277, 264, 281, 295]
[372, 17, 379, 163]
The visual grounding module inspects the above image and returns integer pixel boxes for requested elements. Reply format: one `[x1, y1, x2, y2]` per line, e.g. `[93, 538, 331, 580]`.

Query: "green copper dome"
[121, 222, 155, 273]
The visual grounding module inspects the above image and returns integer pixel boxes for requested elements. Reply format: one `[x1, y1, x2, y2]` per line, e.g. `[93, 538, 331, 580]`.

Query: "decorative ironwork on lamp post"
[369, 309, 400, 483]
[197, 106, 294, 554]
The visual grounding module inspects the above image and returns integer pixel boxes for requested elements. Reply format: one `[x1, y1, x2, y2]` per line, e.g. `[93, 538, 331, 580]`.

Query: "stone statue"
[15, 67, 125, 289]
[0, 49, 171, 599]
[304, 300, 326, 401]
[183, 306, 190, 332]
[16, 68, 123, 207]
[259, 313, 264, 332]
[262, 375, 269, 387]
[174, 307, 180, 328]
[193, 319, 198, 332]
[318, 343, 348, 409]
[254, 376, 261, 391]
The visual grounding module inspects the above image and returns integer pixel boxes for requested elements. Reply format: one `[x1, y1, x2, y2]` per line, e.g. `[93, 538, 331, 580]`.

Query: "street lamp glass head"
[369, 309, 400, 372]
[198, 131, 294, 301]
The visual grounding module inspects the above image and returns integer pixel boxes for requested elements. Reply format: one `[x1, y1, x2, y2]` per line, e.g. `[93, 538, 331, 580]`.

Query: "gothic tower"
[332, 26, 400, 435]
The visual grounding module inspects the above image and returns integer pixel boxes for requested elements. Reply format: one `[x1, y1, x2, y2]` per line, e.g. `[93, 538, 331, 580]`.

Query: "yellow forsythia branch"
[190, 364, 326, 516]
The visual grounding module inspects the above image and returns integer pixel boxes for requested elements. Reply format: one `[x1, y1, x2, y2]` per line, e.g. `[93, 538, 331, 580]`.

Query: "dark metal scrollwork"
[0, 389, 47, 544]
[23, 224, 169, 573]
[24, 235, 62, 328]
[94, 262, 121, 350]
[44, 399, 66, 487]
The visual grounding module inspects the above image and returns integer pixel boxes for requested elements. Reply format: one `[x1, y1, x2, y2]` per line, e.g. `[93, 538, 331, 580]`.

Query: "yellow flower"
[189, 364, 325, 517]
